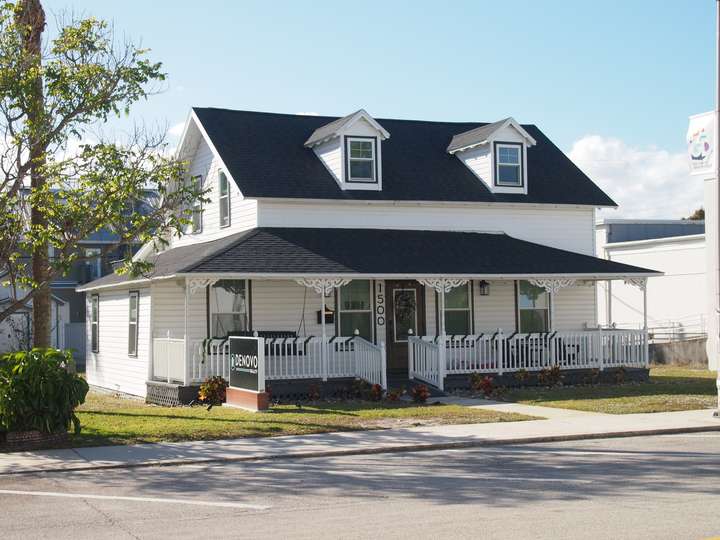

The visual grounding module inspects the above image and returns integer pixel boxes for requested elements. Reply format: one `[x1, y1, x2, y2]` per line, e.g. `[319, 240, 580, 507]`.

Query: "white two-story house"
[78, 108, 659, 404]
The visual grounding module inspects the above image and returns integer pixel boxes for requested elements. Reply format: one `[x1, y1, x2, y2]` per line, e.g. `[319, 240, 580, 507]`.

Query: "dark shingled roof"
[79, 228, 657, 290]
[446, 118, 511, 153]
[304, 109, 363, 146]
[192, 108, 616, 206]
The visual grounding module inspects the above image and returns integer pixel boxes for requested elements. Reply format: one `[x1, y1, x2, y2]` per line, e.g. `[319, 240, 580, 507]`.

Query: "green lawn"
[501, 365, 717, 414]
[66, 391, 535, 448]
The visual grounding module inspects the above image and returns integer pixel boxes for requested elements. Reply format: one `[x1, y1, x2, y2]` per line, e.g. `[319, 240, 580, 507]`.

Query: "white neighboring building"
[595, 219, 708, 366]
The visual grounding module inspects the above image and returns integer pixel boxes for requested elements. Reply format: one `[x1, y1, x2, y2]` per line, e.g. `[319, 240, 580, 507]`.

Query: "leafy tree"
[0, 0, 203, 346]
[684, 208, 705, 220]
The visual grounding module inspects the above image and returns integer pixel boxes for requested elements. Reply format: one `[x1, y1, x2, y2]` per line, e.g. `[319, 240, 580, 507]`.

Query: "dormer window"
[304, 109, 389, 191]
[346, 137, 377, 183]
[448, 117, 535, 195]
[494, 143, 523, 187]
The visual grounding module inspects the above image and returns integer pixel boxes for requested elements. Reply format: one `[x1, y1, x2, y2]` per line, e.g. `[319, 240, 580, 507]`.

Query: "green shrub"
[197, 376, 228, 405]
[0, 349, 89, 434]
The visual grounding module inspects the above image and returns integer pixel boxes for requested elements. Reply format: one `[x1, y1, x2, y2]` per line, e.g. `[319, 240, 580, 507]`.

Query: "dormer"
[304, 109, 390, 191]
[448, 117, 536, 195]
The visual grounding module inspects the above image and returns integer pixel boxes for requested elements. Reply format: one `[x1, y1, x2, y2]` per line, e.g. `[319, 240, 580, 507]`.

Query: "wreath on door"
[394, 291, 416, 325]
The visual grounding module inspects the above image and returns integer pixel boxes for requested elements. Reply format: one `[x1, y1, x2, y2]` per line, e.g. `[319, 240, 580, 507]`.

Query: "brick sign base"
[226, 387, 269, 412]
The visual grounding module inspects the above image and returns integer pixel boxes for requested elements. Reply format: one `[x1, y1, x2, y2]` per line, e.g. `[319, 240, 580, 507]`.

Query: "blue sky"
[43, 0, 718, 218]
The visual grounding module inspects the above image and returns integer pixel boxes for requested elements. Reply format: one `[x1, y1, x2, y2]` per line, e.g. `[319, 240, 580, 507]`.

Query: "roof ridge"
[192, 106, 535, 128]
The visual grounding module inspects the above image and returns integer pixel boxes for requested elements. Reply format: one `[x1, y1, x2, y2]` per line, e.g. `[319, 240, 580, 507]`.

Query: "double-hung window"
[190, 175, 203, 233]
[128, 291, 139, 356]
[346, 138, 376, 183]
[495, 143, 523, 186]
[443, 283, 472, 335]
[210, 280, 248, 337]
[219, 171, 230, 227]
[91, 294, 99, 352]
[338, 280, 373, 341]
[517, 280, 550, 333]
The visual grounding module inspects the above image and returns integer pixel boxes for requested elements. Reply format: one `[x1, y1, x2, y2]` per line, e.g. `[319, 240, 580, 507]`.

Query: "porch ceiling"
[78, 228, 660, 291]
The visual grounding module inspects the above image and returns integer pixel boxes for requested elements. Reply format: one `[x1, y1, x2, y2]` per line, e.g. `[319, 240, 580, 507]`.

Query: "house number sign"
[375, 281, 385, 326]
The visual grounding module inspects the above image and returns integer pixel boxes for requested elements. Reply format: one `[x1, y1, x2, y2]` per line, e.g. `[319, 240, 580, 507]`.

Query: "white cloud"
[295, 111, 319, 116]
[567, 135, 702, 220]
[168, 122, 185, 138]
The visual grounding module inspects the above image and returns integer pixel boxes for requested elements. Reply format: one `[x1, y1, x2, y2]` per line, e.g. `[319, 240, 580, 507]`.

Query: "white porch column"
[527, 278, 576, 331]
[417, 278, 468, 390]
[625, 277, 649, 367]
[185, 278, 219, 385]
[295, 278, 352, 381]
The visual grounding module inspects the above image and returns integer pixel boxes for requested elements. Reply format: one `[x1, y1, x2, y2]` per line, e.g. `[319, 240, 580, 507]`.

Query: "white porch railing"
[408, 336, 444, 390]
[354, 338, 387, 389]
[152, 336, 186, 383]
[190, 336, 388, 389]
[409, 329, 648, 388]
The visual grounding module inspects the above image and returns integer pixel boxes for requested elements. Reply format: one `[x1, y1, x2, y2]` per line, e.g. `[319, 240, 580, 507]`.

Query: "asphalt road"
[2, 434, 720, 540]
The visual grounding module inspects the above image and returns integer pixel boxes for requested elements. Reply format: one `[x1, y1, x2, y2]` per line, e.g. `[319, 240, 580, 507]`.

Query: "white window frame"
[218, 171, 231, 228]
[209, 279, 249, 338]
[346, 137, 377, 184]
[442, 282, 473, 336]
[494, 142, 523, 187]
[190, 175, 203, 234]
[516, 280, 551, 333]
[91, 294, 99, 353]
[338, 280, 374, 341]
[128, 291, 139, 357]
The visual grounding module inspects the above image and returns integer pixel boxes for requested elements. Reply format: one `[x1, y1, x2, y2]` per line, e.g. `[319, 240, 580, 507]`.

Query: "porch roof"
[78, 228, 660, 291]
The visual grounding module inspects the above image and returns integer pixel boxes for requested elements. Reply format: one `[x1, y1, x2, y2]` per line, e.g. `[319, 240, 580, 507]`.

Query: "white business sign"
[687, 111, 715, 176]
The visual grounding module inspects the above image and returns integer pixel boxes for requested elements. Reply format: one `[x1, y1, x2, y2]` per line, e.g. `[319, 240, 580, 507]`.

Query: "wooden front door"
[385, 280, 426, 373]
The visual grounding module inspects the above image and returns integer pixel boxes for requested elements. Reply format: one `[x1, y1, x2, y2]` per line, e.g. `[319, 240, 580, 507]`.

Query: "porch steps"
[387, 374, 446, 397]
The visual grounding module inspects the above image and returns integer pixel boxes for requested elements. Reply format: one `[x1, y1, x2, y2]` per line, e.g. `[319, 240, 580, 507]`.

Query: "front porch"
[137, 227, 659, 403]
[147, 274, 651, 402]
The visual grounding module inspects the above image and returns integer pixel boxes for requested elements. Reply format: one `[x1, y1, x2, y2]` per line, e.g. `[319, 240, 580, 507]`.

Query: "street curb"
[3, 424, 720, 476]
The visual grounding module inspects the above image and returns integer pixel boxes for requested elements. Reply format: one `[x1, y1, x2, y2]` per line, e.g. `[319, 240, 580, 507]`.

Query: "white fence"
[190, 336, 387, 389]
[409, 329, 648, 390]
[152, 337, 186, 383]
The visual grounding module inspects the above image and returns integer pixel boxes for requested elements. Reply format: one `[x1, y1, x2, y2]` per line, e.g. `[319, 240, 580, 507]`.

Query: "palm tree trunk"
[17, 0, 50, 347]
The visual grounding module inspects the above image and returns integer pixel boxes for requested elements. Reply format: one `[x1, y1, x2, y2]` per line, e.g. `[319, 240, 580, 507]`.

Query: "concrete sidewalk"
[2, 400, 719, 475]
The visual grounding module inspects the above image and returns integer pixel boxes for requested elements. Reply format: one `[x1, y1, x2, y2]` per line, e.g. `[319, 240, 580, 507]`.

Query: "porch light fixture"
[478, 280, 490, 296]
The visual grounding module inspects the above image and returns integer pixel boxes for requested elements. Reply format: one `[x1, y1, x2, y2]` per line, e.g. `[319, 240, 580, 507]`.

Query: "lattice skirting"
[146, 381, 200, 406]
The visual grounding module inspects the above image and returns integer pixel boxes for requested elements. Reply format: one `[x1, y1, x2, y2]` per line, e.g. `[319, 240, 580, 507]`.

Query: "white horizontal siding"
[170, 136, 258, 249]
[424, 280, 593, 336]
[251, 280, 336, 338]
[553, 284, 597, 331]
[314, 138, 342, 184]
[458, 145, 492, 189]
[85, 288, 150, 397]
[257, 202, 595, 254]
[151, 280, 206, 342]
[474, 280, 516, 333]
